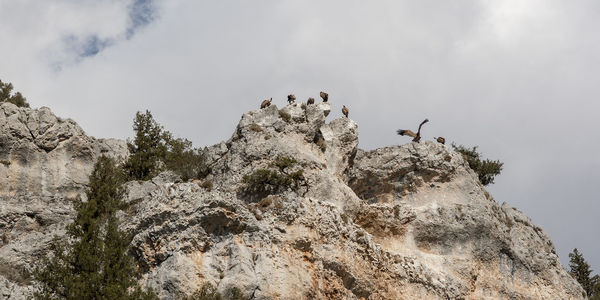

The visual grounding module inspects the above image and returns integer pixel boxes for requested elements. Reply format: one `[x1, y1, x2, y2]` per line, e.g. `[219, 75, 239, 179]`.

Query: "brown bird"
[320, 91, 328, 102]
[307, 97, 315, 105]
[342, 105, 349, 118]
[287, 94, 296, 104]
[435, 137, 446, 144]
[260, 98, 272, 109]
[397, 119, 429, 143]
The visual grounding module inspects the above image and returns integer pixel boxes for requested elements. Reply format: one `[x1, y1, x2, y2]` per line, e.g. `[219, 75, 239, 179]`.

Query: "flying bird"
[307, 97, 315, 105]
[287, 94, 296, 104]
[260, 98, 272, 109]
[397, 119, 429, 143]
[320, 91, 328, 102]
[434, 137, 446, 144]
[342, 105, 349, 118]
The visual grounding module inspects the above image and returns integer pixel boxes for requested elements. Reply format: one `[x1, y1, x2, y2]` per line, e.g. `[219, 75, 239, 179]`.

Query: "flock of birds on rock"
[259, 91, 445, 144]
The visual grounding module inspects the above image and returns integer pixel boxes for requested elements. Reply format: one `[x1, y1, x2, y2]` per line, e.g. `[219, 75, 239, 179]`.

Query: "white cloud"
[1, 0, 600, 271]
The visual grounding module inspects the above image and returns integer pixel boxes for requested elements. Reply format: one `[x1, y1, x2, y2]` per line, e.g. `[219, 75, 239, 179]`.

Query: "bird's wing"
[397, 129, 417, 137]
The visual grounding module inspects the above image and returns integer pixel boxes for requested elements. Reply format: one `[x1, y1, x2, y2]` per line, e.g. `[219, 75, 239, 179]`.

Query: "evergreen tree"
[569, 248, 600, 298]
[0, 79, 30, 108]
[123, 110, 208, 182]
[451, 144, 503, 186]
[123, 110, 166, 180]
[34, 156, 157, 300]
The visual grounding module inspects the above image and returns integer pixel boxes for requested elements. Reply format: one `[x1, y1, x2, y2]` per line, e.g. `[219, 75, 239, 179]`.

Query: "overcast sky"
[1, 0, 599, 272]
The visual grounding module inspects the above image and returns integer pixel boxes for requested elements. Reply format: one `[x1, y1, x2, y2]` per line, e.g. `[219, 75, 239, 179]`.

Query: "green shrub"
[0, 79, 30, 108]
[242, 156, 305, 198]
[451, 143, 503, 186]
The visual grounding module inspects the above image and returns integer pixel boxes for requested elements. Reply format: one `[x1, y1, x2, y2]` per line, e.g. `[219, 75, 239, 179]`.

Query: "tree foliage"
[569, 248, 600, 299]
[451, 144, 503, 186]
[242, 156, 305, 198]
[123, 110, 166, 180]
[34, 156, 158, 300]
[0, 79, 30, 108]
[123, 110, 208, 181]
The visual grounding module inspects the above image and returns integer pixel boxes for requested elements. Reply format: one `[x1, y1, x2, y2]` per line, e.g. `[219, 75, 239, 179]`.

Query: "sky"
[1, 0, 599, 272]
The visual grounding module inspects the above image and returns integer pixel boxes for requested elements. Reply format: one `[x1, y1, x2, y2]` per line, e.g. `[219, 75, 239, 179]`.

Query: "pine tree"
[123, 110, 166, 180]
[123, 110, 208, 182]
[569, 248, 600, 298]
[0, 79, 30, 108]
[34, 156, 157, 300]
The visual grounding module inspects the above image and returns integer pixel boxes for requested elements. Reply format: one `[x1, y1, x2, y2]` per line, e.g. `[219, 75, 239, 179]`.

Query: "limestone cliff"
[0, 101, 584, 299]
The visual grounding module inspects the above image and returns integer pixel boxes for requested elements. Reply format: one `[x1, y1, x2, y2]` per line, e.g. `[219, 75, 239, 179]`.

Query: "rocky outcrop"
[0, 102, 127, 299]
[0, 101, 584, 299]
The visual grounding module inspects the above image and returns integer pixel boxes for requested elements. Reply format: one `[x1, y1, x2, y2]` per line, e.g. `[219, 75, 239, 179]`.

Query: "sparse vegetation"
[34, 156, 158, 300]
[0, 79, 29, 108]
[451, 143, 503, 186]
[0, 159, 10, 166]
[242, 155, 305, 198]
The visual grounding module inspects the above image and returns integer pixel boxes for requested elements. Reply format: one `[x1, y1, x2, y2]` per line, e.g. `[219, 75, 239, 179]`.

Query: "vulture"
[342, 105, 349, 118]
[397, 119, 429, 143]
[307, 97, 315, 105]
[320, 91, 329, 102]
[435, 137, 446, 144]
[260, 98, 272, 109]
[287, 94, 296, 104]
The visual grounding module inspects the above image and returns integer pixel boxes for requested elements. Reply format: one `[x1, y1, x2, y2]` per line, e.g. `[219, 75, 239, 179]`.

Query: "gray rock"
[0, 101, 584, 299]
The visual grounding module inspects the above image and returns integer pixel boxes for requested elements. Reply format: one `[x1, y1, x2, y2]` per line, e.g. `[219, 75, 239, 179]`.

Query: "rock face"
[0, 101, 584, 299]
[0, 102, 127, 299]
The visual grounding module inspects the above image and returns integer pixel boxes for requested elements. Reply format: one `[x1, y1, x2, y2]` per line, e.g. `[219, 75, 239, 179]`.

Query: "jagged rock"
[0, 101, 584, 299]
[0, 102, 128, 300]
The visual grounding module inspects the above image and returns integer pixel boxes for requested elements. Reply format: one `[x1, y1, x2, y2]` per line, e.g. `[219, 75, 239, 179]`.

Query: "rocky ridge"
[0, 101, 584, 299]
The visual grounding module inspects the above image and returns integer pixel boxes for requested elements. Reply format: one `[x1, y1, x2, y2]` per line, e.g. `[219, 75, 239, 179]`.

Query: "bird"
[397, 119, 429, 143]
[287, 94, 296, 104]
[435, 137, 446, 144]
[342, 105, 349, 118]
[320, 91, 328, 102]
[260, 98, 272, 109]
[307, 97, 315, 105]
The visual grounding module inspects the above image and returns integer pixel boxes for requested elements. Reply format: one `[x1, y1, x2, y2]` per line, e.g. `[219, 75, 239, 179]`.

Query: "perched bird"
[287, 94, 296, 104]
[342, 105, 349, 118]
[435, 137, 446, 144]
[397, 119, 429, 143]
[320, 91, 328, 102]
[307, 97, 315, 105]
[260, 98, 272, 109]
